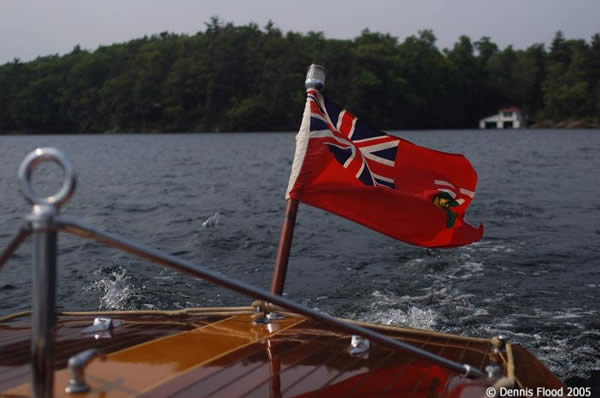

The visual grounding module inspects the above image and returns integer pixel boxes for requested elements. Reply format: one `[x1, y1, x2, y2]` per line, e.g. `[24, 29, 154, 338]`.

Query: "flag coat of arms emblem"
[286, 89, 483, 248]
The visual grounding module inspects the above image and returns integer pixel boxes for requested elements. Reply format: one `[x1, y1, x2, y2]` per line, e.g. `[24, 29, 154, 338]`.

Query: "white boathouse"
[479, 107, 527, 129]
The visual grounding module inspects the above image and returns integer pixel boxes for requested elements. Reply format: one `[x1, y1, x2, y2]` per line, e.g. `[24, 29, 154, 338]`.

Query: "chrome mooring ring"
[18, 147, 77, 208]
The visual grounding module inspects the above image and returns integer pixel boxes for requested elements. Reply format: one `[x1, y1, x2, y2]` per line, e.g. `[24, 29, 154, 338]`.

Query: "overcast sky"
[1, 0, 599, 65]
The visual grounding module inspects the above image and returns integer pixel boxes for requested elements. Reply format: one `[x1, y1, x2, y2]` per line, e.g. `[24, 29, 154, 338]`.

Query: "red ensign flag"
[286, 89, 483, 248]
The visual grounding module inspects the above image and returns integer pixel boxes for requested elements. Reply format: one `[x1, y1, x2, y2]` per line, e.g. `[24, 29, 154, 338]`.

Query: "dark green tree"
[0, 23, 598, 134]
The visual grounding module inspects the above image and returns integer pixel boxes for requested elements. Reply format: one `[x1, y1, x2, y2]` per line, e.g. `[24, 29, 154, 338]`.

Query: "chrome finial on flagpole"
[305, 64, 326, 89]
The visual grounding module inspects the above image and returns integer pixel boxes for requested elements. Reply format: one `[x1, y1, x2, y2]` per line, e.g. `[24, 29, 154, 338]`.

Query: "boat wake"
[85, 265, 141, 311]
[336, 250, 599, 382]
[344, 290, 439, 330]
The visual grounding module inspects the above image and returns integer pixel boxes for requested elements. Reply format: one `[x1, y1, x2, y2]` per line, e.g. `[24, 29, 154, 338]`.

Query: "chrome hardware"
[463, 364, 472, 377]
[486, 364, 502, 378]
[305, 64, 326, 89]
[65, 349, 106, 394]
[81, 317, 122, 335]
[348, 335, 370, 355]
[19, 147, 77, 209]
[252, 302, 269, 325]
[30, 203, 57, 398]
[491, 334, 509, 351]
[266, 312, 286, 321]
[252, 300, 285, 324]
[497, 334, 509, 343]
[252, 312, 270, 325]
[18, 148, 77, 398]
[253, 312, 285, 326]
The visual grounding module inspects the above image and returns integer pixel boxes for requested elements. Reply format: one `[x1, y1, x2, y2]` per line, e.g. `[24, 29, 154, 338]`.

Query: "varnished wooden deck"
[0, 309, 563, 398]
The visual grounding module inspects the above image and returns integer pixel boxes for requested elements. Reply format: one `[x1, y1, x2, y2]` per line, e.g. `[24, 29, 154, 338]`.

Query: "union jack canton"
[306, 89, 400, 189]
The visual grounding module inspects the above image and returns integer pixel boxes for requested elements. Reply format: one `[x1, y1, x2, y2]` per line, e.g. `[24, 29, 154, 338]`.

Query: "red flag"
[286, 89, 483, 248]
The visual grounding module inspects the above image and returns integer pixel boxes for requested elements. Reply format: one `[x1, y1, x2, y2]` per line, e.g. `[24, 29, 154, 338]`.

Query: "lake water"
[0, 130, 599, 384]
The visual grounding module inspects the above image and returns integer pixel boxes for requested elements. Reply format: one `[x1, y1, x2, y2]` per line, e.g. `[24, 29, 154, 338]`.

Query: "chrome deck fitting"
[486, 364, 502, 378]
[81, 317, 122, 334]
[65, 349, 106, 394]
[491, 334, 509, 353]
[348, 335, 370, 355]
[81, 317, 122, 339]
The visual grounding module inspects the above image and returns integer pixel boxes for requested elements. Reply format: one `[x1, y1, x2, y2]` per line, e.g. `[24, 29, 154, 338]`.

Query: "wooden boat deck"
[0, 308, 564, 398]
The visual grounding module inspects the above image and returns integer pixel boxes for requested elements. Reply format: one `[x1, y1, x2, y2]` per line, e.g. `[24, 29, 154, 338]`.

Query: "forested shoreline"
[1, 19, 599, 134]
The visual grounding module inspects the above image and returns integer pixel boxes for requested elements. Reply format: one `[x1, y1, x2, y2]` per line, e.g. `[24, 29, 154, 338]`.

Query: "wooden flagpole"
[269, 198, 298, 295]
[270, 64, 325, 296]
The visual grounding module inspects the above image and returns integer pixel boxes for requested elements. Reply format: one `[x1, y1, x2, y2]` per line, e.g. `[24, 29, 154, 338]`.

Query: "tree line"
[1, 18, 599, 134]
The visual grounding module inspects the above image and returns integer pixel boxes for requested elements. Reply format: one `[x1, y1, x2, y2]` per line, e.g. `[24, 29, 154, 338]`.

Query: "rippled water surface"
[1, 130, 599, 383]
